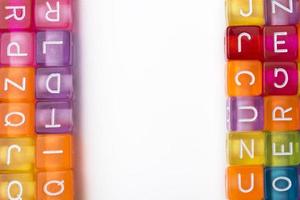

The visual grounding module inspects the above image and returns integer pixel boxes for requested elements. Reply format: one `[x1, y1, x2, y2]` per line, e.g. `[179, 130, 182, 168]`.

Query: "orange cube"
[0, 67, 35, 102]
[227, 166, 264, 200]
[0, 103, 35, 137]
[264, 96, 299, 131]
[37, 171, 73, 200]
[36, 134, 73, 170]
[227, 60, 262, 96]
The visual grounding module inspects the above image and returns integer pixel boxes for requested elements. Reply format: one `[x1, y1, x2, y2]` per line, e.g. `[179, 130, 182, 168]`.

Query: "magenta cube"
[35, 0, 72, 29]
[227, 97, 264, 131]
[264, 26, 298, 61]
[264, 62, 298, 95]
[265, 0, 300, 25]
[36, 101, 73, 133]
[0, 0, 33, 30]
[36, 31, 72, 66]
[36, 67, 73, 99]
[0, 32, 34, 66]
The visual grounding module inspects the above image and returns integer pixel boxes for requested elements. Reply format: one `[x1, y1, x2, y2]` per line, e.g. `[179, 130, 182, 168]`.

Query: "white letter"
[238, 32, 252, 53]
[272, 106, 292, 121]
[45, 1, 60, 22]
[4, 112, 25, 127]
[272, 142, 293, 156]
[44, 180, 64, 196]
[6, 145, 21, 165]
[272, 176, 292, 192]
[272, 0, 293, 14]
[5, 6, 26, 21]
[7, 180, 23, 200]
[4, 77, 26, 91]
[238, 106, 258, 122]
[7, 42, 28, 57]
[45, 108, 61, 128]
[240, 0, 253, 17]
[43, 150, 63, 155]
[43, 41, 63, 54]
[274, 32, 288, 53]
[46, 73, 61, 94]
[240, 139, 254, 159]
[235, 70, 255, 86]
[274, 68, 288, 89]
[238, 173, 254, 193]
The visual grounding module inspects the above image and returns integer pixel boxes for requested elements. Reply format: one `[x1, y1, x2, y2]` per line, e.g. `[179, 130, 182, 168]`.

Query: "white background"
[77, 0, 226, 199]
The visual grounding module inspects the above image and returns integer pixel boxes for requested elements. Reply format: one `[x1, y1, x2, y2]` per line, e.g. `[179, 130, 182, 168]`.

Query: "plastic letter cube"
[0, 103, 34, 137]
[265, 131, 300, 166]
[265, 0, 300, 25]
[227, 166, 264, 200]
[227, 60, 262, 96]
[0, 0, 33, 30]
[227, 97, 264, 131]
[263, 62, 298, 95]
[36, 134, 73, 170]
[36, 67, 73, 99]
[264, 96, 299, 131]
[36, 31, 72, 66]
[264, 26, 298, 61]
[37, 170, 73, 200]
[226, 0, 265, 26]
[35, 0, 72, 29]
[0, 32, 34, 66]
[226, 26, 262, 60]
[36, 101, 73, 133]
[228, 132, 265, 165]
[265, 167, 298, 200]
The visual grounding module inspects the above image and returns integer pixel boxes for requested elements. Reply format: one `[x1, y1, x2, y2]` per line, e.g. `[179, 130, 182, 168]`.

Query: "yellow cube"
[0, 138, 35, 171]
[226, 0, 265, 26]
[227, 132, 265, 165]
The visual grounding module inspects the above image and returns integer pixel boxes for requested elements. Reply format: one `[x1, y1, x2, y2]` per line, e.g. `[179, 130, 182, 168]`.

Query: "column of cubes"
[0, 0, 74, 199]
[226, 0, 300, 200]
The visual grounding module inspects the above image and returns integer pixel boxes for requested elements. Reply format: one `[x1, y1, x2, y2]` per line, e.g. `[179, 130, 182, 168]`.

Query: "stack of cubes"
[0, 0, 74, 199]
[226, 0, 300, 199]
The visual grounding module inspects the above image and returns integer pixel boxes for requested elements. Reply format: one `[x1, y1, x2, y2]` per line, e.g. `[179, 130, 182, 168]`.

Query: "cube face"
[0, 0, 33, 30]
[227, 60, 262, 96]
[0, 103, 35, 137]
[36, 67, 73, 99]
[0, 67, 35, 102]
[36, 31, 72, 66]
[227, 166, 264, 200]
[227, 97, 264, 131]
[228, 132, 265, 165]
[36, 101, 73, 133]
[264, 26, 298, 61]
[265, 0, 300, 25]
[35, 0, 72, 29]
[263, 62, 298, 95]
[0, 32, 34, 66]
[265, 132, 300, 166]
[264, 96, 299, 131]
[226, 0, 265, 26]
[37, 170, 73, 200]
[36, 134, 72, 170]
[265, 167, 298, 199]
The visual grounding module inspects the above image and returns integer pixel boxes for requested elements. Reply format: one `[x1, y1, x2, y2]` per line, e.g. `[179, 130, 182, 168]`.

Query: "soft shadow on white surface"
[80, 0, 225, 199]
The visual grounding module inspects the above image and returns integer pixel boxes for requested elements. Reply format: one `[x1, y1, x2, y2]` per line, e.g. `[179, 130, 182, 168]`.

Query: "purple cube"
[227, 97, 264, 131]
[36, 102, 73, 133]
[36, 31, 72, 66]
[36, 67, 73, 99]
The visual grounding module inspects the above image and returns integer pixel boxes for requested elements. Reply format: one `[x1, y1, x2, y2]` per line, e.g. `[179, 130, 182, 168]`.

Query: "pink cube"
[0, 0, 32, 30]
[35, 0, 72, 29]
[0, 32, 34, 66]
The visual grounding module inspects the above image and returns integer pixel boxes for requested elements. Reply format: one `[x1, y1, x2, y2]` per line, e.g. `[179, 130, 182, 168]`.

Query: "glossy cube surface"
[227, 60, 262, 96]
[227, 97, 264, 131]
[36, 101, 73, 133]
[36, 31, 72, 66]
[36, 67, 73, 99]
[0, 32, 34, 66]
[228, 132, 265, 165]
[263, 62, 298, 95]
